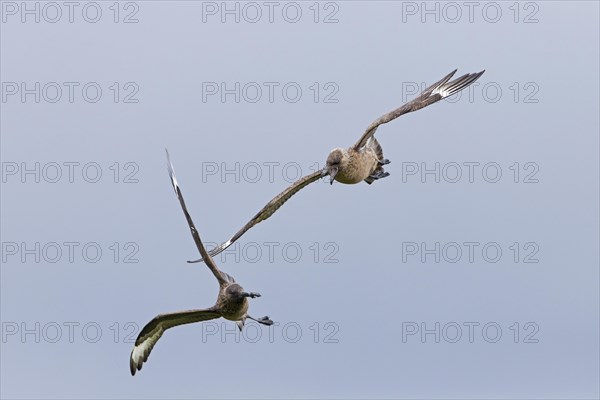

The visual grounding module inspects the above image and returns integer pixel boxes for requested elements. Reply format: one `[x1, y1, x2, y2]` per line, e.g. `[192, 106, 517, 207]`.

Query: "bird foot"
[257, 316, 274, 326]
[369, 171, 390, 180]
[378, 158, 391, 166]
[247, 292, 261, 298]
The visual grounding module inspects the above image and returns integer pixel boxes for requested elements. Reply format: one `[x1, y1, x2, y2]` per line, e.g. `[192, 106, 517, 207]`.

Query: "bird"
[188, 69, 485, 264]
[129, 150, 273, 376]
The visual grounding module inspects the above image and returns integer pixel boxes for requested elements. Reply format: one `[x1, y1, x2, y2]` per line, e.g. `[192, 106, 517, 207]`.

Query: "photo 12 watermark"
[401, 81, 540, 104]
[1, 82, 140, 104]
[401, 321, 540, 343]
[201, 81, 340, 104]
[1, 320, 340, 344]
[1, 162, 140, 184]
[200, 161, 325, 184]
[1, 2, 140, 24]
[2, 321, 140, 344]
[200, 320, 340, 344]
[200, 2, 340, 24]
[400, 161, 540, 184]
[1, 241, 140, 264]
[401, 241, 540, 264]
[400, 2, 540, 24]
[205, 241, 340, 264]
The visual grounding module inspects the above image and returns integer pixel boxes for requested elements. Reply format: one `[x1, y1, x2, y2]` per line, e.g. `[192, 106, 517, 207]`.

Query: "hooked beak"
[328, 167, 338, 185]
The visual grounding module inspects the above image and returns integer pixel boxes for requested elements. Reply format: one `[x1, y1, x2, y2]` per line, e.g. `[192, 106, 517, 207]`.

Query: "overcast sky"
[1, 1, 599, 399]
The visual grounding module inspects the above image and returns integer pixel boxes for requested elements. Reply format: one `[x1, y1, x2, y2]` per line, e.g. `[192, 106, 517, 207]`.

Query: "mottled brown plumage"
[129, 151, 273, 376]
[189, 69, 485, 264]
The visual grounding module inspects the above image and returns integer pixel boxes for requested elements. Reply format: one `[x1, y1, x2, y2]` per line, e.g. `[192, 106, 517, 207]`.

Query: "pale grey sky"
[1, 1, 599, 399]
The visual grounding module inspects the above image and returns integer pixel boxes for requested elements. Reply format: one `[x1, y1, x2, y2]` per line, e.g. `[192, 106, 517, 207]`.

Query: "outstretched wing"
[166, 149, 230, 285]
[130, 308, 220, 375]
[353, 69, 485, 151]
[189, 170, 324, 264]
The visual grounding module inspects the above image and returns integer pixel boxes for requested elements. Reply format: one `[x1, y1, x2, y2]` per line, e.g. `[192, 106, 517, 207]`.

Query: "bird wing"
[353, 69, 485, 151]
[166, 149, 231, 285]
[130, 308, 220, 375]
[188, 170, 324, 264]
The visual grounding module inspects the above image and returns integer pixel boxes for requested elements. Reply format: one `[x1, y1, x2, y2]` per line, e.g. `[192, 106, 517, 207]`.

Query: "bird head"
[325, 148, 344, 185]
[226, 284, 247, 299]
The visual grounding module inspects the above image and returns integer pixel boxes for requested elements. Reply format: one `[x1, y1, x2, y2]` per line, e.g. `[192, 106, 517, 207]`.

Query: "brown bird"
[189, 69, 485, 264]
[129, 150, 273, 376]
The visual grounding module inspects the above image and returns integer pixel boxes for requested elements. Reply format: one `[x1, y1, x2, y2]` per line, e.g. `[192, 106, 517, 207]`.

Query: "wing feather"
[353, 69, 485, 150]
[166, 150, 230, 284]
[130, 308, 220, 375]
[188, 170, 324, 264]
